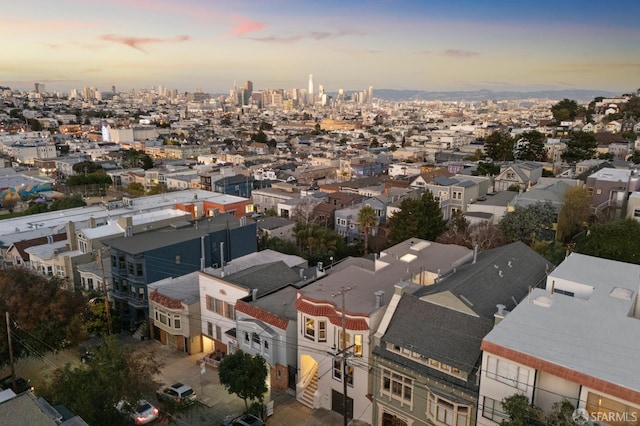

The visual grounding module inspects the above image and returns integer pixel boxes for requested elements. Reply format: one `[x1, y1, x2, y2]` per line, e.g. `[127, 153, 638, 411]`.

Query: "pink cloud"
[231, 16, 266, 36]
[99, 34, 190, 51]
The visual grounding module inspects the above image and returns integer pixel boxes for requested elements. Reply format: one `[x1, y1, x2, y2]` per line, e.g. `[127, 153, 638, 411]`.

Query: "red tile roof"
[296, 296, 369, 331]
[235, 300, 289, 331]
[149, 289, 182, 309]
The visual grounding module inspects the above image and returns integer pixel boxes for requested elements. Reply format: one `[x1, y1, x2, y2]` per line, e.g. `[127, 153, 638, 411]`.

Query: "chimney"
[220, 242, 225, 276]
[88, 217, 96, 228]
[47, 235, 53, 244]
[375, 290, 385, 308]
[494, 304, 507, 325]
[66, 221, 77, 251]
[252, 288, 258, 301]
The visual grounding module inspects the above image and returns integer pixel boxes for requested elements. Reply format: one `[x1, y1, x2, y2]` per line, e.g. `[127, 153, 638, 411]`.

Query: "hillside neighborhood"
[0, 86, 639, 425]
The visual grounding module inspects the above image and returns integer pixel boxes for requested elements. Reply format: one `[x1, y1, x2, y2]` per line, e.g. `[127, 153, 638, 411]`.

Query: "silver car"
[116, 399, 159, 425]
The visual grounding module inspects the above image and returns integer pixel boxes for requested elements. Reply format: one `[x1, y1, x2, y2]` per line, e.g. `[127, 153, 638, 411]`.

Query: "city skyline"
[2, 0, 639, 95]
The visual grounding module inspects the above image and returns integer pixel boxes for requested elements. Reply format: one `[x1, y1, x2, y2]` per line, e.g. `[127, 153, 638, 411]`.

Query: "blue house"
[213, 174, 254, 198]
[103, 214, 257, 325]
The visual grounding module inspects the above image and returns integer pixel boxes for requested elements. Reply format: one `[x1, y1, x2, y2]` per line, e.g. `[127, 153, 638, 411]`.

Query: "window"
[333, 359, 342, 380]
[225, 302, 235, 320]
[206, 296, 224, 314]
[304, 317, 315, 340]
[127, 262, 134, 275]
[175, 255, 181, 264]
[482, 397, 506, 423]
[452, 191, 462, 200]
[345, 364, 354, 387]
[486, 356, 529, 391]
[381, 369, 413, 403]
[354, 335, 363, 357]
[264, 340, 269, 350]
[252, 332, 260, 346]
[207, 322, 213, 337]
[506, 172, 515, 180]
[173, 315, 181, 329]
[429, 394, 470, 426]
[318, 321, 327, 342]
[136, 263, 143, 276]
[87, 278, 94, 290]
[244, 331, 250, 342]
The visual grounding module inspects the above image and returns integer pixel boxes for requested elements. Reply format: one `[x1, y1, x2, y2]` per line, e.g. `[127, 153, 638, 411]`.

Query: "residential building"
[371, 242, 552, 426]
[148, 272, 202, 354]
[103, 214, 257, 325]
[295, 239, 473, 424]
[586, 168, 637, 221]
[478, 253, 640, 426]
[493, 162, 543, 191]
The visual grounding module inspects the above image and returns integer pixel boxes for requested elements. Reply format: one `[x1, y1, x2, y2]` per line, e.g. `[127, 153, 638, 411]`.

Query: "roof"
[0, 189, 246, 247]
[0, 392, 88, 425]
[382, 293, 493, 374]
[148, 271, 201, 307]
[81, 209, 189, 239]
[8, 233, 66, 261]
[24, 240, 68, 260]
[224, 261, 303, 297]
[413, 241, 553, 320]
[203, 249, 306, 278]
[482, 253, 640, 402]
[255, 216, 295, 231]
[299, 239, 473, 316]
[102, 214, 252, 254]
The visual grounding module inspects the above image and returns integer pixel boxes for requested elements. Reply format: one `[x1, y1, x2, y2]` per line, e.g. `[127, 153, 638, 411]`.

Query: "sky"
[1, 0, 639, 95]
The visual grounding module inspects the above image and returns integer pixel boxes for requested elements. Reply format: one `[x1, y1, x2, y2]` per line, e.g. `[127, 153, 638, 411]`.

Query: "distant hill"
[363, 88, 619, 102]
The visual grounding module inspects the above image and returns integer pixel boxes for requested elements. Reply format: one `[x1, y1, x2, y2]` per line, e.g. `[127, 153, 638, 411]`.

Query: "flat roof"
[483, 253, 640, 393]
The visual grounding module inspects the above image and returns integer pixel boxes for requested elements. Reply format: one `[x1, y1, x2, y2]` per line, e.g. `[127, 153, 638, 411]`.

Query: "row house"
[478, 253, 640, 426]
[4, 233, 67, 269]
[165, 173, 201, 191]
[586, 168, 638, 221]
[493, 162, 543, 192]
[371, 242, 552, 426]
[295, 239, 474, 423]
[252, 187, 301, 214]
[103, 214, 257, 325]
[148, 272, 203, 354]
[417, 175, 490, 221]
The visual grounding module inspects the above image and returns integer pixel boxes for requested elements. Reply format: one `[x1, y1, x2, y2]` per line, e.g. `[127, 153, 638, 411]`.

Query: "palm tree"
[358, 205, 378, 256]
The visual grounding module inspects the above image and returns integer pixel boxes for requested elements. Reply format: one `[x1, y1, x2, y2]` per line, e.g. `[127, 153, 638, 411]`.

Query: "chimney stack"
[494, 304, 507, 325]
[375, 290, 385, 308]
[252, 288, 258, 301]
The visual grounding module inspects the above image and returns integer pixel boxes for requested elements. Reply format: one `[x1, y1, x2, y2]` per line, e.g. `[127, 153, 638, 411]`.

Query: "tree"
[629, 150, 640, 164]
[72, 161, 104, 175]
[387, 191, 447, 245]
[500, 202, 556, 245]
[122, 149, 154, 170]
[0, 268, 86, 366]
[501, 394, 545, 426]
[147, 183, 168, 195]
[575, 219, 640, 264]
[294, 223, 339, 264]
[437, 221, 507, 251]
[50, 195, 87, 211]
[556, 187, 591, 242]
[551, 98, 579, 122]
[38, 336, 160, 425]
[27, 118, 43, 131]
[357, 205, 377, 255]
[473, 162, 500, 177]
[218, 350, 268, 413]
[484, 131, 514, 161]
[561, 131, 597, 164]
[25, 201, 49, 215]
[126, 182, 145, 196]
[514, 131, 547, 161]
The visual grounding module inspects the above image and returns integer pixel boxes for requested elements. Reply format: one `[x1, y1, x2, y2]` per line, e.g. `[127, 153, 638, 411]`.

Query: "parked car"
[0, 375, 32, 394]
[222, 414, 265, 426]
[156, 383, 196, 406]
[116, 399, 159, 425]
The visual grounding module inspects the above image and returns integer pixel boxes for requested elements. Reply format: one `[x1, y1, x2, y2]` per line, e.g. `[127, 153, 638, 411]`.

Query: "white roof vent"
[609, 287, 633, 301]
[533, 295, 553, 308]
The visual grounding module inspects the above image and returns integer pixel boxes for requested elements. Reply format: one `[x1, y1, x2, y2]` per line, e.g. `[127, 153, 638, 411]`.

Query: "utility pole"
[5, 312, 16, 393]
[333, 286, 353, 426]
[97, 248, 113, 335]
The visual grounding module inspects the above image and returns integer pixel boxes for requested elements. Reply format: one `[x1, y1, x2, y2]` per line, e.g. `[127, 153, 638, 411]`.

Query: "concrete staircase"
[132, 321, 149, 340]
[299, 373, 317, 409]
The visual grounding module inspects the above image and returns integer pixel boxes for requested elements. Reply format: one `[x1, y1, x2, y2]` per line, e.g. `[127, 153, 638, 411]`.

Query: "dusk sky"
[2, 0, 639, 95]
